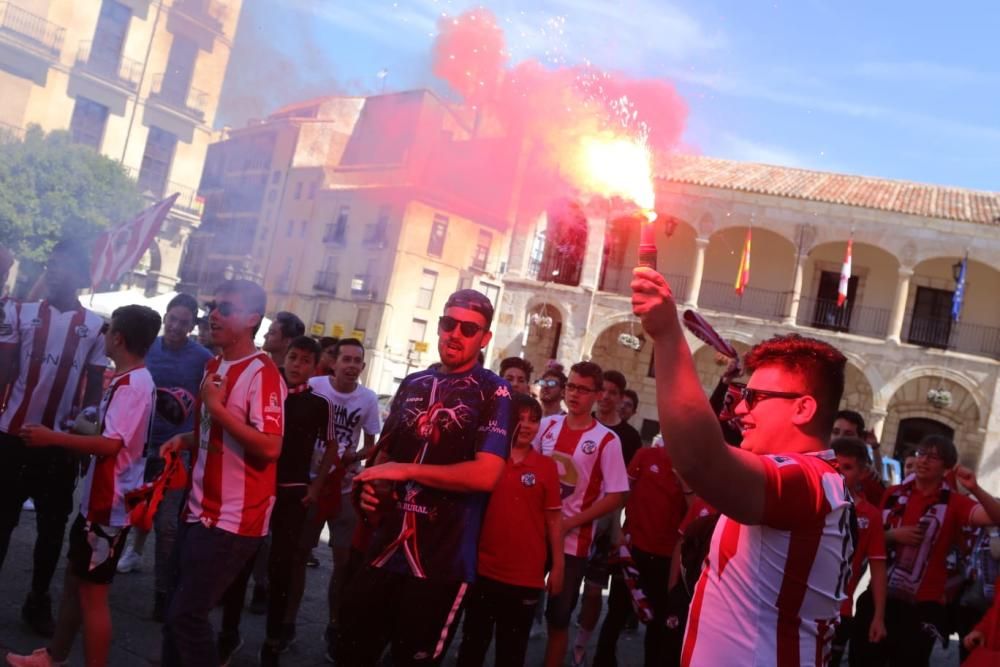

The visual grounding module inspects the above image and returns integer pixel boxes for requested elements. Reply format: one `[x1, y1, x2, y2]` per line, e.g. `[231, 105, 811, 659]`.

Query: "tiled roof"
[658, 154, 1000, 225]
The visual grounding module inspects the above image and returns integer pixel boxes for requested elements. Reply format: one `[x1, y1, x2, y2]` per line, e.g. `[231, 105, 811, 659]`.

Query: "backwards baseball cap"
[444, 289, 494, 328]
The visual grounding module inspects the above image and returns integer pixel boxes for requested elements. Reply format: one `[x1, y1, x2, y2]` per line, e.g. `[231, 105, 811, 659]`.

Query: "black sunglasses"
[536, 378, 562, 389]
[729, 382, 804, 410]
[439, 315, 484, 337]
[208, 301, 241, 317]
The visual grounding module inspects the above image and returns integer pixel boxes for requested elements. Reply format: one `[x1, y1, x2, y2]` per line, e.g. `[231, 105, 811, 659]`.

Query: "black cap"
[444, 289, 494, 328]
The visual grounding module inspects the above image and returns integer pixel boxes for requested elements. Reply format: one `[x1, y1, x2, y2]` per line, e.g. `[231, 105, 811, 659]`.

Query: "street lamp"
[952, 260, 964, 283]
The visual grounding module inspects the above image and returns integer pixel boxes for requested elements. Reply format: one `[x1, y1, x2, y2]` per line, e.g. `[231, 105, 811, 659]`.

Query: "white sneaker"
[116, 546, 142, 573]
[22, 499, 34, 511]
[5, 647, 66, 666]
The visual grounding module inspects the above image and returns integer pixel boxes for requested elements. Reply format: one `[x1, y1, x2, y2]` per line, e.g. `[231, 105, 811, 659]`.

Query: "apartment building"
[0, 0, 242, 293]
[494, 155, 1000, 492]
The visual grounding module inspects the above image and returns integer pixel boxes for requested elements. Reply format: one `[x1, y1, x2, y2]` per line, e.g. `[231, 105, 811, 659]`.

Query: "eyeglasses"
[536, 378, 562, 389]
[730, 383, 805, 410]
[438, 315, 484, 338]
[565, 382, 599, 395]
[209, 301, 242, 317]
[915, 449, 943, 461]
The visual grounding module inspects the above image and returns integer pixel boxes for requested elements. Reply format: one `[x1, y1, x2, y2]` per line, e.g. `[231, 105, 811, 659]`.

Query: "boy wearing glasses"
[853, 434, 1000, 666]
[632, 266, 856, 666]
[158, 280, 287, 667]
[533, 361, 629, 667]
[339, 289, 513, 666]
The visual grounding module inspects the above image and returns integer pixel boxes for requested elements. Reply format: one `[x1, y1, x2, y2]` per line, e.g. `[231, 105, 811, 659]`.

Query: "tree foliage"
[0, 125, 144, 286]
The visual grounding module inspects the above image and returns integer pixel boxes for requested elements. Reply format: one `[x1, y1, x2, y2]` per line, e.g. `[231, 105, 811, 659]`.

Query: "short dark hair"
[603, 370, 627, 394]
[287, 335, 320, 363]
[214, 279, 267, 334]
[166, 293, 199, 319]
[110, 305, 162, 357]
[832, 437, 871, 465]
[49, 239, 90, 287]
[835, 410, 866, 434]
[744, 334, 846, 436]
[542, 362, 567, 386]
[274, 311, 306, 339]
[623, 389, 639, 409]
[570, 361, 603, 390]
[500, 357, 534, 381]
[513, 393, 543, 422]
[917, 434, 958, 469]
[319, 336, 339, 351]
[444, 289, 494, 328]
[333, 337, 365, 359]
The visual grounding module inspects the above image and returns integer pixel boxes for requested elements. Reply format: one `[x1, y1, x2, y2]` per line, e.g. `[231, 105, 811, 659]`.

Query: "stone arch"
[590, 321, 653, 388]
[840, 361, 875, 416]
[521, 302, 564, 378]
[691, 340, 753, 394]
[876, 366, 986, 424]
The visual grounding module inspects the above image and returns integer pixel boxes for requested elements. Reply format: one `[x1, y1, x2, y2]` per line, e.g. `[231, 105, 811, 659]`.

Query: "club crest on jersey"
[264, 392, 281, 414]
[521, 472, 536, 487]
[858, 516, 870, 530]
[75, 325, 90, 338]
[30, 317, 43, 328]
[650, 463, 660, 474]
[581, 439, 597, 455]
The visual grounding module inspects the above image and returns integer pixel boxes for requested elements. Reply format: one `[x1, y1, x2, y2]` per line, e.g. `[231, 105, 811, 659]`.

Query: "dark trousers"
[221, 486, 309, 640]
[852, 590, 945, 667]
[456, 576, 541, 667]
[337, 566, 468, 666]
[594, 548, 671, 667]
[0, 435, 77, 596]
[829, 615, 854, 667]
[161, 521, 261, 667]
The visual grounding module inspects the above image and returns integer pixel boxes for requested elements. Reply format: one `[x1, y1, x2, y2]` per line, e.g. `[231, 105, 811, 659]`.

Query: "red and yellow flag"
[734, 228, 751, 295]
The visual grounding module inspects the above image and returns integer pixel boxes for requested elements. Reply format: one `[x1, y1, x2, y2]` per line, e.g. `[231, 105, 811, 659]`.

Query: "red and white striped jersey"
[80, 367, 156, 526]
[682, 450, 854, 667]
[185, 352, 286, 537]
[533, 414, 629, 557]
[0, 300, 108, 434]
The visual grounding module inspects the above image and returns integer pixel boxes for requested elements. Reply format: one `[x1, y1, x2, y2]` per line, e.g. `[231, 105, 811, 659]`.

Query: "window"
[69, 97, 109, 149]
[365, 204, 391, 244]
[299, 220, 307, 238]
[410, 318, 427, 343]
[161, 36, 197, 105]
[333, 206, 349, 244]
[285, 221, 294, 238]
[268, 189, 277, 203]
[907, 286, 954, 349]
[354, 306, 370, 333]
[472, 230, 492, 270]
[456, 275, 473, 291]
[313, 301, 329, 325]
[417, 269, 438, 309]
[90, 1, 131, 76]
[478, 282, 500, 307]
[293, 182, 302, 200]
[810, 270, 858, 332]
[271, 170, 281, 184]
[308, 181, 318, 199]
[427, 214, 448, 257]
[137, 127, 177, 197]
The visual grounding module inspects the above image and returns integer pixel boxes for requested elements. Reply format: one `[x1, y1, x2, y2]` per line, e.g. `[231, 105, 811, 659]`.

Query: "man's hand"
[354, 462, 413, 483]
[358, 480, 397, 513]
[890, 525, 926, 547]
[868, 616, 887, 643]
[303, 482, 321, 507]
[160, 435, 187, 458]
[560, 516, 574, 537]
[955, 465, 979, 492]
[964, 630, 984, 651]
[630, 267, 678, 340]
[200, 374, 228, 414]
[548, 565, 564, 596]
[19, 424, 55, 447]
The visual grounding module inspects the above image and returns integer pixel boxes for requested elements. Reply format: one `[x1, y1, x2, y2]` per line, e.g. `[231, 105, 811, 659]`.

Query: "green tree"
[0, 124, 144, 293]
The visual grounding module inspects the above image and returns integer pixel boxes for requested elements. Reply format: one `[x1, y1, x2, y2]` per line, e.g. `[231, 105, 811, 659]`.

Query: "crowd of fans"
[0, 242, 997, 666]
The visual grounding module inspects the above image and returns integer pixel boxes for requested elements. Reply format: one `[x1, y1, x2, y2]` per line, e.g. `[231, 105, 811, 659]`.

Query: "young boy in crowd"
[218, 336, 337, 666]
[499, 357, 534, 395]
[7, 305, 161, 667]
[457, 394, 564, 667]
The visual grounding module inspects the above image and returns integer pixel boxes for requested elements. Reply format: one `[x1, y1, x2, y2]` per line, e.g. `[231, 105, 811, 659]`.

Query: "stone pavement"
[0, 506, 963, 665]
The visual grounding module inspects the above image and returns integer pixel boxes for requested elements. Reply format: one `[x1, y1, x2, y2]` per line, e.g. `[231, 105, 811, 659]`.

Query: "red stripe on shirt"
[681, 569, 711, 667]
[87, 372, 132, 524]
[775, 520, 825, 667]
[239, 362, 283, 534]
[40, 308, 87, 428]
[198, 357, 227, 525]
[717, 518, 741, 577]
[574, 431, 615, 557]
[7, 304, 51, 433]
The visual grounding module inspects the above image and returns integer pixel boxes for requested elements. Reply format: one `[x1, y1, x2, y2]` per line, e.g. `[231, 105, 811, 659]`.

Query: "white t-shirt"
[307, 376, 381, 493]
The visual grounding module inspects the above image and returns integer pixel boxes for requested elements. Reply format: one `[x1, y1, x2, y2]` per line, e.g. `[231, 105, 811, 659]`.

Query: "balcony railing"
[323, 224, 346, 244]
[149, 74, 208, 121]
[314, 271, 338, 294]
[907, 317, 1000, 360]
[797, 297, 891, 339]
[0, 2, 64, 58]
[125, 165, 203, 214]
[74, 42, 142, 90]
[698, 281, 788, 321]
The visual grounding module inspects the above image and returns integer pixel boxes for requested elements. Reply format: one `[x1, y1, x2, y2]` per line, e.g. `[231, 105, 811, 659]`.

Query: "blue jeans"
[161, 521, 261, 667]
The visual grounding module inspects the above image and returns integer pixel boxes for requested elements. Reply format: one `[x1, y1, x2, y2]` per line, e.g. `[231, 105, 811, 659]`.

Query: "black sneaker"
[249, 585, 268, 615]
[21, 591, 55, 638]
[218, 631, 243, 667]
[306, 550, 320, 568]
[152, 591, 167, 623]
[277, 623, 297, 653]
[324, 623, 337, 664]
[259, 641, 281, 667]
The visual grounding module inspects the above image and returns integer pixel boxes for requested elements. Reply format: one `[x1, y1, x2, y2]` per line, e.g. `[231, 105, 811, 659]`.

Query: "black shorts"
[545, 554, 588, 629]
[67, 513, 130, 585]
[584, 516, 615, 588]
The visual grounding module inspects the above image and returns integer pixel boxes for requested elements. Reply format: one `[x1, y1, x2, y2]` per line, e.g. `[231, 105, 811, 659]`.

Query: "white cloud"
[856, 61, 1000, 86]
[714, 132, 807, 168]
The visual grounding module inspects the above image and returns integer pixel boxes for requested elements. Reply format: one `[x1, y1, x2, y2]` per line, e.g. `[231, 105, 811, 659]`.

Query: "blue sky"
[219, 0, 1000, 191]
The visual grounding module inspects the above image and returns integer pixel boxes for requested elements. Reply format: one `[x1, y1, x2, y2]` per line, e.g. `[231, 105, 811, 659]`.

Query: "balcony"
[172, 0, 225, 33]
[149, 74, 208, 123]
[314, 271, 338, 295]
[323, 223, 346, 245]
[698, 280, 788, 321]
[907, 317, 1000, 360]
[797, 297, 891, 339]
[0, 3, 64, 58]
[73, 42, 142, 91]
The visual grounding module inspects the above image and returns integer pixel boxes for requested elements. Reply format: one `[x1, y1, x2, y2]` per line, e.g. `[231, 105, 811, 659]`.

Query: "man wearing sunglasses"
[631, 266, 855, 666]
[339, 289, 513, 666]
[852, 434, 1000, 666]
[537, 366, 567, 417]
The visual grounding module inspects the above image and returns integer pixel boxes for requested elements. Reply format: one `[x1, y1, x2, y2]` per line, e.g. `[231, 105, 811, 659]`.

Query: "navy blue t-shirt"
[367, 364, 513, 582]
[146, 337, 212, 448]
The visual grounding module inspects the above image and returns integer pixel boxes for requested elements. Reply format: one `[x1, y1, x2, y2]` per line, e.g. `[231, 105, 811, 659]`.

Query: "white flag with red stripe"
[90, 193, 178, 289]
[837, 238, 853, 307]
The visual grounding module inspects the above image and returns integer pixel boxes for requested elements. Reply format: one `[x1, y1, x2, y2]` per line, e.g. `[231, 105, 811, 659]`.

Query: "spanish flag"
[734, 228, 751, 295]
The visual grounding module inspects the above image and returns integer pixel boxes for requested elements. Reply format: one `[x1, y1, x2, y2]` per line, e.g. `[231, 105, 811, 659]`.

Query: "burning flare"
[577, 135, 655, 213]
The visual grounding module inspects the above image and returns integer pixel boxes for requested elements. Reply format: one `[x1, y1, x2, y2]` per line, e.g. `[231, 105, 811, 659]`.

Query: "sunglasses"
[915, 450, 943, 461]
[729, 382, 804, 410]
[565, 382, 599, 395]
[208, 301, 242, 317]
[438, 315, 484, 338]
[536, 378, 563, 389]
